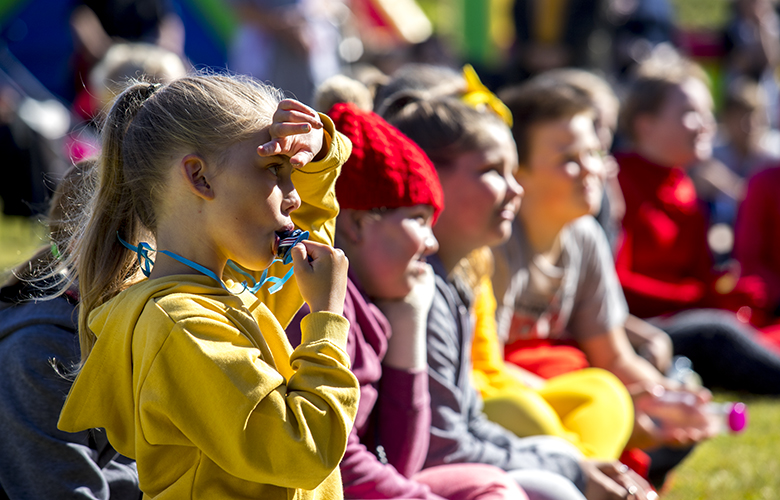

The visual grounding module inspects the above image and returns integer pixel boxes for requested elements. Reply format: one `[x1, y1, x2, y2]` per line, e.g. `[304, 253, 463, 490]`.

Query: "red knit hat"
[329, 102, 444, 222]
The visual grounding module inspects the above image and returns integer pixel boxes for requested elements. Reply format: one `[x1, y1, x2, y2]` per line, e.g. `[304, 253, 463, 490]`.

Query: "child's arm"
[372, 265, 436, 476]
[139, 306, 359, 491]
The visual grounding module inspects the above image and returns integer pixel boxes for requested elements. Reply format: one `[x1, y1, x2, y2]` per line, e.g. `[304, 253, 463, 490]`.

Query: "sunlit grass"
[0, 213, 47, 280]
[672, 0, 731, 30]
[662, 395, 780, 498]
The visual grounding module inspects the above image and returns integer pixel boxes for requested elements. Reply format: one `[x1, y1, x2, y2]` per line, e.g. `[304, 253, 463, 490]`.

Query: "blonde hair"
[89, 42, 188, 112]
[452, 246, 494, 296]
[71, 73, 284, 363]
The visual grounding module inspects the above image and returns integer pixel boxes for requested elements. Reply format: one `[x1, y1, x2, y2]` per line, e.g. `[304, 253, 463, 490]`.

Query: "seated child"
[615, 52, 780, 394]
[0, 159, 141, 499]
[56, 74, 360, 498]
[383, 85, 654, 499]
[614, 52, 765, 321]
[288, 98, 526, 500]
[492, 74, 716, 486]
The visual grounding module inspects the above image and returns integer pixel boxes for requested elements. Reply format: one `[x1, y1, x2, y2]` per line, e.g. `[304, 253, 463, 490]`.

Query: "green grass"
[672, 0, 731, 30]
[0, 212, 48, 280]
[662, 395, 780, 498]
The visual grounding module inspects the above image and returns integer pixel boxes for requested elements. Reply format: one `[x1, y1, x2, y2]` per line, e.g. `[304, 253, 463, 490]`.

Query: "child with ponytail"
[56, 74, 360, 499]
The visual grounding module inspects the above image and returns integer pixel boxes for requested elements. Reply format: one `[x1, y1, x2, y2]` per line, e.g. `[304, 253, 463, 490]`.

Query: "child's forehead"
[533, 113, 594, 140]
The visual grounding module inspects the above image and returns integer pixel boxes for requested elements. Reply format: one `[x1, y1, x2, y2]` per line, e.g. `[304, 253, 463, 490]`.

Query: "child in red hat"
[287, 100, 527, 500]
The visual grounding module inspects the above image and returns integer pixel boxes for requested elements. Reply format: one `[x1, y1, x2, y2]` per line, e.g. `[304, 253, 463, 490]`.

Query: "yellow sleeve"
[471, 276, 530, 399]
[139, 308, 359, 490]
[256, 113, 353, 327]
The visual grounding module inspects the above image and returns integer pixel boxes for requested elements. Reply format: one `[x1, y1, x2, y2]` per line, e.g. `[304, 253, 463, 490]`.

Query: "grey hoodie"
[424, 255, 586, 492]
[0, 290, 140, 500]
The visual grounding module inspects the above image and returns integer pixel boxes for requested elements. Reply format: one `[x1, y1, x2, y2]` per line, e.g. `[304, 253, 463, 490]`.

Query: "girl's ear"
[181, 154, 214, 200]
[337, 209, 367, 244]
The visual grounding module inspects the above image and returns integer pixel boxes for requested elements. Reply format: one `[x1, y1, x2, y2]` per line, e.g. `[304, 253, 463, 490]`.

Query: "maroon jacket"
[287, 272, 439, 499]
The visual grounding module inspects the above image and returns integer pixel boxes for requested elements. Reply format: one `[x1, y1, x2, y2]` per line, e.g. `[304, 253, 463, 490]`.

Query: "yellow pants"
[481, 368, 634, 460]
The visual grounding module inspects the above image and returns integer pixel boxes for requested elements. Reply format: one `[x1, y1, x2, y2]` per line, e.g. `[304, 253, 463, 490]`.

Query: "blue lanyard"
[117, 233, 301, 295]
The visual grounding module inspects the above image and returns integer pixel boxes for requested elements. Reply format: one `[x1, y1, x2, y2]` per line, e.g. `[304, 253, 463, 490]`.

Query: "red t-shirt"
[615, 152, 765, 319]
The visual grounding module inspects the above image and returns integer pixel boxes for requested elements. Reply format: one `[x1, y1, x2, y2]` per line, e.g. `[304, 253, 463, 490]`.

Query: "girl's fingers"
[272, 109, 323, 130]
[298, 239, 331, 260]
[269, 121, 312, 139]
[258, 138, 283, 156]
[290, 150, 315, 167]
[290, 243, 311, 271]
[278, 98, 319, 118]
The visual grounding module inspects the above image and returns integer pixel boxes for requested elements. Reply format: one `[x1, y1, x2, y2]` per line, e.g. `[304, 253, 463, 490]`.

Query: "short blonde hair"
[89, 42, 188, 110]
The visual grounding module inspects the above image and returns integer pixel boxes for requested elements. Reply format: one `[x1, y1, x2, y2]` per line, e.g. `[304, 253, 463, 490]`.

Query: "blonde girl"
[56, 74, 360, 499]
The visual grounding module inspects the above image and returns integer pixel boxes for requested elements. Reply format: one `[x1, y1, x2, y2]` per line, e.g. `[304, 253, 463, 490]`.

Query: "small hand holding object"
[290, 239, 348, 316]
[258, 99, 325, 167]
[632, 382, 716, 447]
[582, 460, 657, 500]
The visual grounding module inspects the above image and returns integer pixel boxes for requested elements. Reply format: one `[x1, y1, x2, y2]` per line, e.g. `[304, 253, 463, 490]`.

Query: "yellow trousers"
[472, 275, 633, 460]
[481, 368, 633, 459]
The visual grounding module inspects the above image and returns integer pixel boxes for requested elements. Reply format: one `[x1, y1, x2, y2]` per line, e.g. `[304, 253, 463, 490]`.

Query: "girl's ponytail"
[74, 83, 159, 363]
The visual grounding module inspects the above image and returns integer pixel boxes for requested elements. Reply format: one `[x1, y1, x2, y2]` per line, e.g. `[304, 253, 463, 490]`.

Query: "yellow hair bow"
[461, 64, 513, 127]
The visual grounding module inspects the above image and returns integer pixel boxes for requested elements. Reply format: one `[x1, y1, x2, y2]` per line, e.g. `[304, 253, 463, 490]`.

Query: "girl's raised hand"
[258, 99, 325, 167]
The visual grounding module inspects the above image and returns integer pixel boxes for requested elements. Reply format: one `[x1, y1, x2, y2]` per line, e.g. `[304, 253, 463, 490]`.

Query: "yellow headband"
[461, 64, 513, 127]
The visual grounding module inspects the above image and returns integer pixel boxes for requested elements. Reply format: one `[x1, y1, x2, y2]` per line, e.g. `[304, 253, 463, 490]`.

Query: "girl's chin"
[483, 226, 512, 248]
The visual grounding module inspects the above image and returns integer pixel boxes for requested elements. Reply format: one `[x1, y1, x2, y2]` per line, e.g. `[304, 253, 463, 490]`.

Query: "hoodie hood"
[57, 274, 236, 458]
[0, 296, 77, 343]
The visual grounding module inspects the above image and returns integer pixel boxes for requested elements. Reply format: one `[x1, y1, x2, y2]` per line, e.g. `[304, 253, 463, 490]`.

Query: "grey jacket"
[424, 255, 586, 491]
[0, 288, 140, 500]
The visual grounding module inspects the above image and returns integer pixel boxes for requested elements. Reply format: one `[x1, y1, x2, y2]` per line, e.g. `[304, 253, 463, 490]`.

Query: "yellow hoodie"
[59, 117, 360, 499]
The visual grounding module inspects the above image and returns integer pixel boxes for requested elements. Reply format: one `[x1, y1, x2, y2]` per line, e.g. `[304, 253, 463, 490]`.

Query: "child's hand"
[374, 265, 436, 371]
[582, 460, 657, 500]
[378, 264, 437, 322]
[258, 99, 324, 167]
[630, 383, 715, 448]
[290, 240, 348, 316]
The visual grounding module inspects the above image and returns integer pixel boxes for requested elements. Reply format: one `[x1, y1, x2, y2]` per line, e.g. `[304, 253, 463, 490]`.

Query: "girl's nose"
[281, 188, 301, 215]
[507, 173, 524, 200]
[423, 230, 439, 256]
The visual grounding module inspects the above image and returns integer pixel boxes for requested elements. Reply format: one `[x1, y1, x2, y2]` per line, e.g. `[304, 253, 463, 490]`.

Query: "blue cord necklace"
[117, 229, 309, 295]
